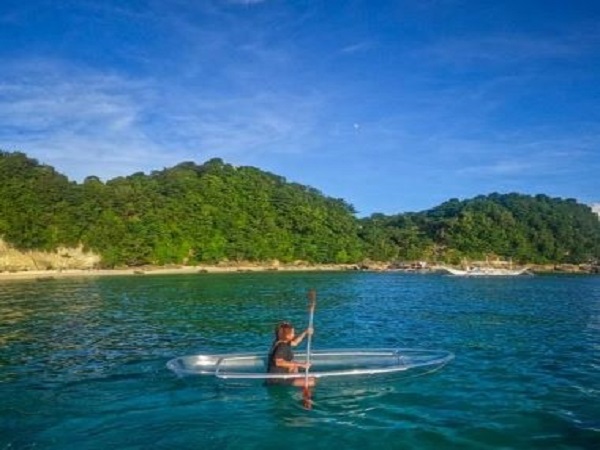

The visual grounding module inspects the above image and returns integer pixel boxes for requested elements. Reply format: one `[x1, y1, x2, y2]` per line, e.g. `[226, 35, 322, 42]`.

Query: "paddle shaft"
[305, 298, 315, 381]
[304, 290, 316, 405]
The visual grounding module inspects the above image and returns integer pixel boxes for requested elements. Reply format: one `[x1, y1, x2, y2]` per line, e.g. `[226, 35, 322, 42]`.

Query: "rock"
[0, 239, 101, 271]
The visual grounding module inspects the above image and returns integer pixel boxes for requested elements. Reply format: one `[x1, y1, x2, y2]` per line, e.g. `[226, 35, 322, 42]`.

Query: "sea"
[1, 271, 598, 449]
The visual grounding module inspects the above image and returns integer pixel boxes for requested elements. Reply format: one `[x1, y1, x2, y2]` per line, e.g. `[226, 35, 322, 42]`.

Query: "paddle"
[303, 289, 316, 409]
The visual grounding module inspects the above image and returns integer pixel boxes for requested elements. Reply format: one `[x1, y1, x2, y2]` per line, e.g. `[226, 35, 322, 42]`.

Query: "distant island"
[0, 150, 599, 274]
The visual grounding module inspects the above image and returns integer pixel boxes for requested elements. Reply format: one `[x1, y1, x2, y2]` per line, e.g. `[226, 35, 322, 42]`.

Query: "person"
[267, 321, 315, 386]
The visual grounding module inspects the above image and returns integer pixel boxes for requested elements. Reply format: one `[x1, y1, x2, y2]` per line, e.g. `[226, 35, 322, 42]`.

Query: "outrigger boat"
[440, 266, 529, 276]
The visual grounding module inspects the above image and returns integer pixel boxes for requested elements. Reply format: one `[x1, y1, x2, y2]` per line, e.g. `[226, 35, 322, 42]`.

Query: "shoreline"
[0, 263, 360, 281]
[0, 263, 596, 281]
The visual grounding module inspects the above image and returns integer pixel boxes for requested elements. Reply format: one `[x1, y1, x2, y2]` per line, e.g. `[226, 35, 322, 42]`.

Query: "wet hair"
[274, 321, 294, 340]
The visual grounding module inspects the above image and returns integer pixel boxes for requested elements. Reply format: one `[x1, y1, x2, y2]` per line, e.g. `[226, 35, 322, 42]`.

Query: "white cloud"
[0, 58, 324, 181]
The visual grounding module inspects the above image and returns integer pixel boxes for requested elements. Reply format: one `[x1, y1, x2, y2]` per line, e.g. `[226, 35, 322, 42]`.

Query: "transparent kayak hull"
[166, 348, 454, 380]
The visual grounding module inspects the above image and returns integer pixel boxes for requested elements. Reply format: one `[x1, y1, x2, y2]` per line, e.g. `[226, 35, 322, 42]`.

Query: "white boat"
[441, 266, 529, 277]
[167, 348, 454, 380]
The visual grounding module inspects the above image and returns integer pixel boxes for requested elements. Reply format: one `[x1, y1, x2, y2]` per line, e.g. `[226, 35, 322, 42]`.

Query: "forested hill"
[1, 151, 599, 267]
[0, 151, 362, 266]
[360, 194, 600, 264]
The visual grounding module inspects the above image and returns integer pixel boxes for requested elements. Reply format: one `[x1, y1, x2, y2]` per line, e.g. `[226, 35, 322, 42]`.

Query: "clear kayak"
[166, 348, 454, 380]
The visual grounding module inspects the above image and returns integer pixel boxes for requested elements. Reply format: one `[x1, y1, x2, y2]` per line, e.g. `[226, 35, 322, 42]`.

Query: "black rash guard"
[267, 341, 293, 373]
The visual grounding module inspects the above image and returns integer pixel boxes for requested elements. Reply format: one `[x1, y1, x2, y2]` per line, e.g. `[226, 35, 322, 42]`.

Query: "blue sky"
[1, 0, 598, 215]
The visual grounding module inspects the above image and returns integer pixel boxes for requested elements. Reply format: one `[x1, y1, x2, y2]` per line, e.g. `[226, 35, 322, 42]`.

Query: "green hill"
[360, 193, 600, 264]
[1, 150, 599, 267]
[0, 151, 362, 267]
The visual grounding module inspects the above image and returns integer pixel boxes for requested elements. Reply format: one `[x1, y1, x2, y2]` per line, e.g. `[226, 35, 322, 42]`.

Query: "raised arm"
[290, 327, 313, 347]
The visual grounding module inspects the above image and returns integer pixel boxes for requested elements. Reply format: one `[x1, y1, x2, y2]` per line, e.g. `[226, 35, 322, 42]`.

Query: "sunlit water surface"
[1, 272, 598, 449]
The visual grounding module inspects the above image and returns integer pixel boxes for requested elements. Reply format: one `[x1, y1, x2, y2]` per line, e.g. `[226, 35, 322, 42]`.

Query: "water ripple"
[1, 273, 599, 449]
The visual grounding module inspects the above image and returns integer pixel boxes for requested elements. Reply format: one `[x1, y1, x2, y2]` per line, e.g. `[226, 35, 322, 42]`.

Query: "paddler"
[267, 321, 315, 386]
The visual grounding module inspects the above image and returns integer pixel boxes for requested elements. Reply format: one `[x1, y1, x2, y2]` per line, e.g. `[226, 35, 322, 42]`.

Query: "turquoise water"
[1, 272, 598, 449]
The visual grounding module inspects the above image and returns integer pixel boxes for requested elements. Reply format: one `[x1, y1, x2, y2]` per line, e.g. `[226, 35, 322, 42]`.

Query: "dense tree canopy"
[360, 193, 600, 264]
[1, 151, 599, 267]
[0, 152, 362, 267]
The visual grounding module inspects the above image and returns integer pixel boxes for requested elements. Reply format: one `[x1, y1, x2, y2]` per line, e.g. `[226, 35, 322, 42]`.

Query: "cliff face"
[0, 240, 101, 272]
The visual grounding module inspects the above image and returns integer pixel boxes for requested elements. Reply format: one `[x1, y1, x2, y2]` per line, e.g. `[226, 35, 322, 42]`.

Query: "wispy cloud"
[0, 60, 160, 177]
[456, 159, 536, 177]
[0, 56, 323, 180]
[340, 41, 373, 54]
[1, 0, 598, 213]
[226, 0, 268, 5]
[420, 30, 600, 67]
[0, 1, 328, 181]
[438, 129, 600, 179]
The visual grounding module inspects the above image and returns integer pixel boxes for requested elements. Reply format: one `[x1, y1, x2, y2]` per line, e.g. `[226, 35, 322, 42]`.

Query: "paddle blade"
[307, 289, 316, 310]
[302, 385, 312, 410]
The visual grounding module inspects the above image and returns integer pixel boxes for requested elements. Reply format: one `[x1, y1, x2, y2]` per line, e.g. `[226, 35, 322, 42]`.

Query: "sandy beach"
[0, 263, 360, 281]
[0, 262, 594, 281]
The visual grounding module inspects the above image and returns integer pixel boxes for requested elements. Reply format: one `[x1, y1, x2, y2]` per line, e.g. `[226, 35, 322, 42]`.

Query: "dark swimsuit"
[266, 340, 294, 385]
